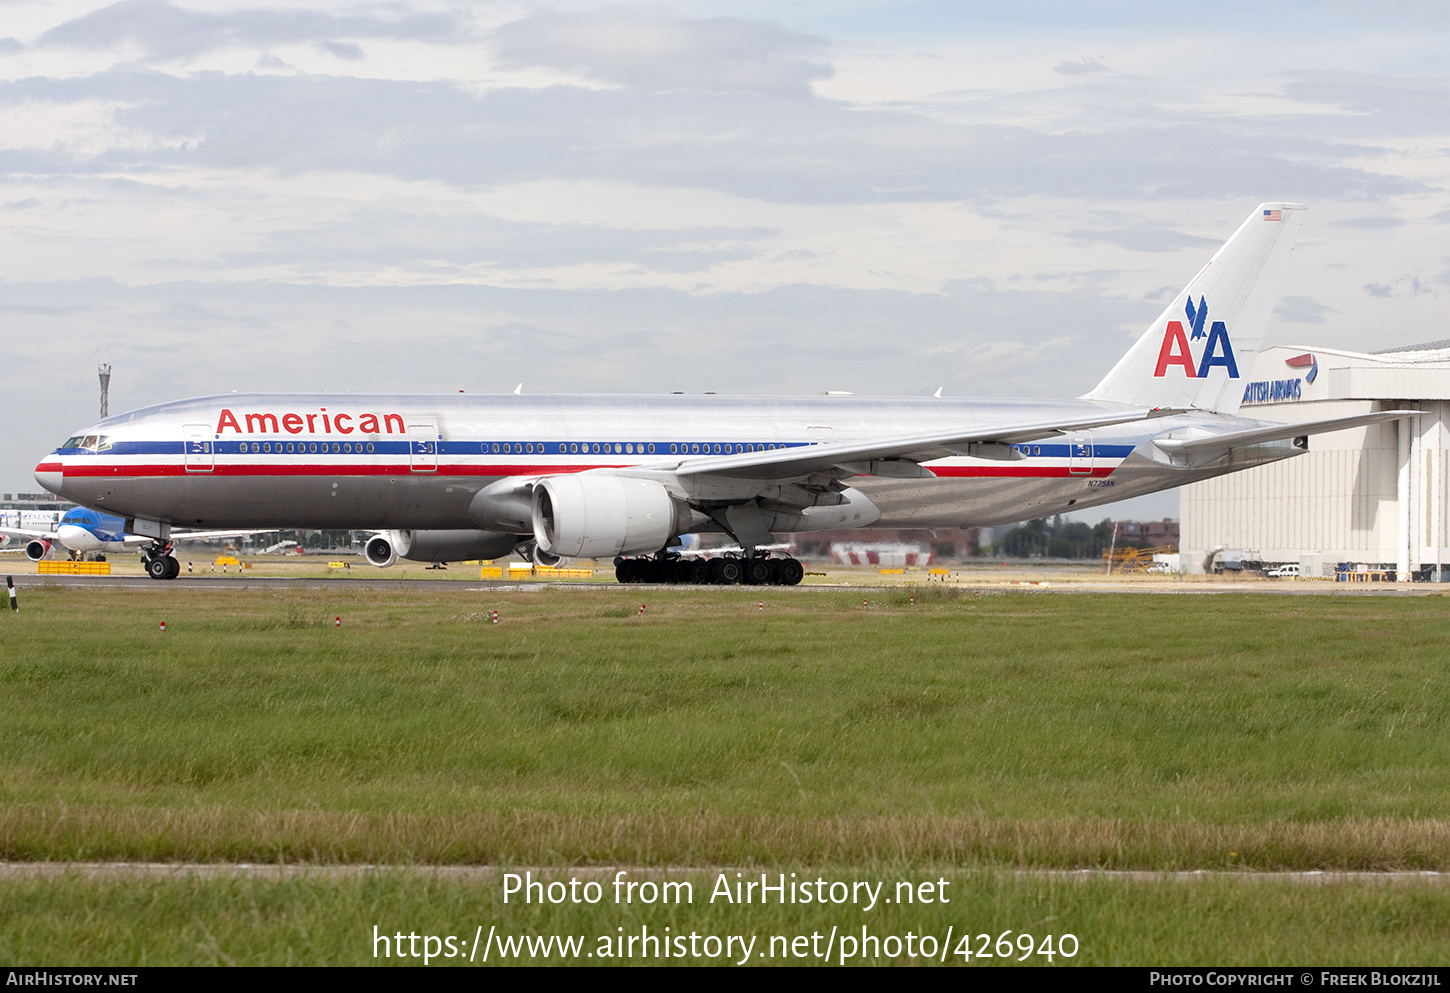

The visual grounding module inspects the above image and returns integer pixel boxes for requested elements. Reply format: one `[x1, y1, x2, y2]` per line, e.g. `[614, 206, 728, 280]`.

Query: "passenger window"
[366, 443, 375, 453]
[286, 443, 295, 453]
[309, 443, 317, 453]
[614, 443, 622, 454]
[263, 442, 271, 453]
[648, 444, 655, 454]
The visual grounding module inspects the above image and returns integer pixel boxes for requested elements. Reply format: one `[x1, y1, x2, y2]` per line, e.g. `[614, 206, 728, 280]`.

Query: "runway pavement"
[1, 571, 1443, 595]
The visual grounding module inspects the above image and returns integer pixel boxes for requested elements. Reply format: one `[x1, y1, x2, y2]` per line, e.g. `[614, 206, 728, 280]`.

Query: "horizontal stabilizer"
[1155, 410, 1416, 456]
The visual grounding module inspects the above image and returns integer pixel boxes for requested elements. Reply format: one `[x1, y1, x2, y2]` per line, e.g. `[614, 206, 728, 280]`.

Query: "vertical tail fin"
[1084, 202, 1307, 414]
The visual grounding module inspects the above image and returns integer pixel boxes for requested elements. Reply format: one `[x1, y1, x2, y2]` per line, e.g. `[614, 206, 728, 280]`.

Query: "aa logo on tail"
[1152, 296, 1239, 379]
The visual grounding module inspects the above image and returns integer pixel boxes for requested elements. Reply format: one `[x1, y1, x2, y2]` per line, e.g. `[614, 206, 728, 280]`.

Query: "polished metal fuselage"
[35, 392, 1300, 532]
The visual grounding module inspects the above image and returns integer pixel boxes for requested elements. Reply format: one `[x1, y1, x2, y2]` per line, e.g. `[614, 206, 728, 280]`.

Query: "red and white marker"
[491, 610, 499, 625]
[863, 598, 868, 608]
[159, 620, 166, 632]
[758, 600, 764, 610]
[638, 603, 646, 615]
[910, 596, 916, 605]
[334, 616, 341, 628]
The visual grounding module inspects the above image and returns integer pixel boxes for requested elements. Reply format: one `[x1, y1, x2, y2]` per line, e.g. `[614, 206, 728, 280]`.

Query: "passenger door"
[184, 423, 214, 473]
[409, 419, 439, 473]
[1067, 431, 1094, 476]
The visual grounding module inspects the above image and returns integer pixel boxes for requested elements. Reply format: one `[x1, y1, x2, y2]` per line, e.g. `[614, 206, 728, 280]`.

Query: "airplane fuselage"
[35, 391, 1298, 535]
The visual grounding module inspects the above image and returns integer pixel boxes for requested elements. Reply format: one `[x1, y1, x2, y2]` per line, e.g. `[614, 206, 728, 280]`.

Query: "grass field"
[7, 871, 1450, 966]
[3, 582, 1450, 964]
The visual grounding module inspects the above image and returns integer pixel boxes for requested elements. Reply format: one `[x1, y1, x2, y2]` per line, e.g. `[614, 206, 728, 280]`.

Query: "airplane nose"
[34, 456, 64, 496]
[56, 524, 97, 551]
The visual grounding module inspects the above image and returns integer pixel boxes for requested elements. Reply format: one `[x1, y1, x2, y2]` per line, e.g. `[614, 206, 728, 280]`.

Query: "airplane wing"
[0, 527, 59, 541]
[668, 408, 1155, 481]
[170, 528, 278, 543]
[1154, 410, 1416, 457]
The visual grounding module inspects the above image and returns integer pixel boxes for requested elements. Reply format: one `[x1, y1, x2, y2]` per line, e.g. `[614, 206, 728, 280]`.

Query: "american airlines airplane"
[30, 203, 1410, 584]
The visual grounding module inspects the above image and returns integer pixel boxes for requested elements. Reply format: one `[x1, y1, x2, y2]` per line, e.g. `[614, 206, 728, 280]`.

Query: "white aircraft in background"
[31, 203, 1414, 583]
[0, 506, 273, 576]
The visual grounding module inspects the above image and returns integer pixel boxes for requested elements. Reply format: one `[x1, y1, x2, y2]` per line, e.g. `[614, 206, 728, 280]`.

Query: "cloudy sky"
[2, 1, 1448, 522]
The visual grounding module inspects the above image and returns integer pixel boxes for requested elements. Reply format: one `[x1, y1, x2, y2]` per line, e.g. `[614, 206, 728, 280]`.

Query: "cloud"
[493, 8, 832, 96]
[1277, 72, 1450, 136]
[38, 0, 460, 60]
[0, 38, 23, 54]
[1063, 222, 1221, 252]
[196, 208, 775, 275]
[1054, 57, 1108, 75]
[1364, 275, 1432, 298]
[1274, 295, 1336, 324]
[0, 69, 1419, 206]
[318, 40, 363, 61]
[1330, 215, 1404, 229]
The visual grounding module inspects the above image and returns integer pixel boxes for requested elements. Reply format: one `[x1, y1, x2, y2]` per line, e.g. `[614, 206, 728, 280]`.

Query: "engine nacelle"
[532, 474, 681, 559]
[365, 529, 517, 568]
[25, 539, 51, 562]
[364, 531, 404, 567]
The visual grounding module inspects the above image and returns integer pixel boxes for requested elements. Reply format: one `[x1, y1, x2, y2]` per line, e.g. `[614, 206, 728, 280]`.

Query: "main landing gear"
[614, 555, 804, 586]
[142, 544, 181, 581]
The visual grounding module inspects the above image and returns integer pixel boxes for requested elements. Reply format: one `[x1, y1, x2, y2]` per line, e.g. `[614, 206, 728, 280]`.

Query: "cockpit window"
[96, 436, 111, 451]
[81, 435, 99, 450]
[62, 436, 84, 449]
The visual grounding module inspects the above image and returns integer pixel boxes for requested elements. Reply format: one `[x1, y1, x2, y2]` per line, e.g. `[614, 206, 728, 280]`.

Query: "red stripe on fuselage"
[60, 460, 1120, 479]
[59, 462, 616, 478]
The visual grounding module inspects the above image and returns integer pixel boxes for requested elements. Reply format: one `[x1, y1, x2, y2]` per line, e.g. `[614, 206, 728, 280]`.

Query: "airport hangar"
[1180, 340, 1450, 580]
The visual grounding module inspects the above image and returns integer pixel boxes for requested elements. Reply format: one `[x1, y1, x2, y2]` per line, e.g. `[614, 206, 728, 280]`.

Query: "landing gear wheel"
[744, 558, 772, 585]
[776, 558, 804, 586]
[682, 558, 710, 584]
[145, 556, 170, 580]
[710, 557, 743, 585]
[615, 560, 635, 584]
[163, 555, 181, 580]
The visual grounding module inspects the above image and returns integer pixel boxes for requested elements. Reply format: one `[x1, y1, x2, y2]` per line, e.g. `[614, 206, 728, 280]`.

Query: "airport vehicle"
[32, 202, 1415, 583]
[0, 505, 272, 578]
[1266, 564, 1300, 579]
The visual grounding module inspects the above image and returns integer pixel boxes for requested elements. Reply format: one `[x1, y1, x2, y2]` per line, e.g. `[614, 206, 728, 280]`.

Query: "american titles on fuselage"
[215, 408, 405, 436]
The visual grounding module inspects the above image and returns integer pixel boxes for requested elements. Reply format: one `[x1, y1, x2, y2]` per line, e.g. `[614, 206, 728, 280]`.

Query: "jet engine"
[25, 539, 51, 562]
[532, 474, 682, 559]
[364, 529, 517, 568]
